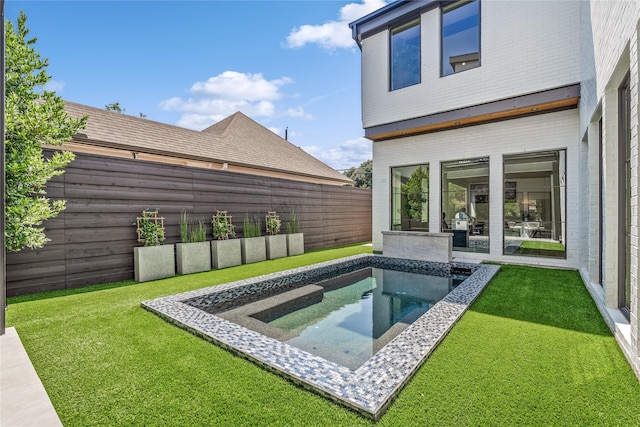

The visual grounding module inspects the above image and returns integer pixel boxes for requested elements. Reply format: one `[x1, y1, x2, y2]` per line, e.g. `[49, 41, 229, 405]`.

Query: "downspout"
[349, 22, 363, 50]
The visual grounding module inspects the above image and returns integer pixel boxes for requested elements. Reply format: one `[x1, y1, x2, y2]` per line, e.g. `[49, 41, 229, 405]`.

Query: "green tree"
[105, 102, 147, 118]
[445, 182, 467, 216]
[105, 102, 124, 113]
[401, 166, 428, 220]
[344, 159, 372, 189]
[5, 12, 87, 252]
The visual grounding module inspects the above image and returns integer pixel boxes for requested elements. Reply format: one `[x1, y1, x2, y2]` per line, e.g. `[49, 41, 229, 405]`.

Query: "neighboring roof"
[64, 101, 352, 184]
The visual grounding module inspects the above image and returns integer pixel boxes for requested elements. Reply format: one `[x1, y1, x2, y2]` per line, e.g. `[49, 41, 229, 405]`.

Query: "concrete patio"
[0, 327, 62, 426]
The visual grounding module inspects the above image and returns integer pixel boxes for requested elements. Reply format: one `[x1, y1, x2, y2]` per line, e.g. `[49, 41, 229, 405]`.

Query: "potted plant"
[176, 210, 211, 275]
[265, 211, 287, 260]
[286, 210, 304, 256]
[240, 214, 266, 264]
[134, 209, 175, 282]
[211, 210, 242, 269]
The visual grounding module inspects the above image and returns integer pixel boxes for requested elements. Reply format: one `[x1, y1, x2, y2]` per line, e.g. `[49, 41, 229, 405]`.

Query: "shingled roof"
[64, 101, 352, 184]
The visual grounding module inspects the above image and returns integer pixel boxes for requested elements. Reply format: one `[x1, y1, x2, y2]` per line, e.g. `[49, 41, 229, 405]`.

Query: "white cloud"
[159, 71, 292, 130]
[338, 0, 387, 22]
[43, 80, 65, 93]
[286, 21, 354, 50]
[301, 137, 372, 170]
[176, 113, 225, 130]
[287, 106, 312, 119]
[190, 71, 292, 101]
[285, 0, 387, 50]
[268, 126, 282, 135]
[269, 127, 302, 140]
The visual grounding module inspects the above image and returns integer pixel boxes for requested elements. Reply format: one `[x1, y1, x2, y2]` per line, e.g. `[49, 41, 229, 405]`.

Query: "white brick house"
[350, 0, 639, 380]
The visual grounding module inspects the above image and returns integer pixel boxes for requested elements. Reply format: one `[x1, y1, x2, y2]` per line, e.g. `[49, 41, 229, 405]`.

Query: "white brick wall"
[372, 109, 579, 268]
[584, 119, 602, 285]
[580, 1, 640, 133]
[579, 0, 640, 378]
[361, 0, 581, 128]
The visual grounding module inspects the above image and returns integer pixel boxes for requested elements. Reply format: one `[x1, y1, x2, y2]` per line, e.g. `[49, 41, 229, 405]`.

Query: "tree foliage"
[401, 166, 428, 220]
[343, 159, 372, 189]
[105, 102, 124, 113]
[5, 12, 87, 252]
[106, 102, 147, 118]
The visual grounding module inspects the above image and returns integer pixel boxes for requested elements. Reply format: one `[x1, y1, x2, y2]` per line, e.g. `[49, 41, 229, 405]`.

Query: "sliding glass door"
[441, 158, 489, 253]
[503, 150, 566, 258]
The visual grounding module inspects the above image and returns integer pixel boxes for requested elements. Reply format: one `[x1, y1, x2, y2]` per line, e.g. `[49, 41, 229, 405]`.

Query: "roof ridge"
[63, 101, 352, 184]
[200, 112, 244, 136]
[64, 100, 203, 136]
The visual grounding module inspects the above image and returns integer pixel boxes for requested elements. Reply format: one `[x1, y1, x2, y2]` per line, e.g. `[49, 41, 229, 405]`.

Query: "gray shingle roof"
[64, 101, 352, 184]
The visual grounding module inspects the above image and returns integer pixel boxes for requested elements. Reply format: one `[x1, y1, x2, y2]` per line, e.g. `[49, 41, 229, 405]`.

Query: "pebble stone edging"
[141, 254, 500, 420]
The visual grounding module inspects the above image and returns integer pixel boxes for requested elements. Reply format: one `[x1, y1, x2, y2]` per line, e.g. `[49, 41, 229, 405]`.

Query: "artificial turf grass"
[8, 243, 379, 426]
[381, 264, 640, 426]
[516, 240, 566, 257]
[7, 250, 640, 426]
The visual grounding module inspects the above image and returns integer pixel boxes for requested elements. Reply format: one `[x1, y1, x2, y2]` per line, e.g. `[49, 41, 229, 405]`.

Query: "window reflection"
[391, 165, 429, 231]
[391, 19, 421, 90]
[442, 0, 480, 76]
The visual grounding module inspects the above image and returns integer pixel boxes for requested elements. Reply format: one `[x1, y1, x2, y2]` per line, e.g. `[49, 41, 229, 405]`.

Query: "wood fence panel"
[6, 151, 371, 296]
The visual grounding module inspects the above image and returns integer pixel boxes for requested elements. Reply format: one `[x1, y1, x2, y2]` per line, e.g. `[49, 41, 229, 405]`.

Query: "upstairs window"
[441, 0, 480, 76]
[390, 18, 421, 91]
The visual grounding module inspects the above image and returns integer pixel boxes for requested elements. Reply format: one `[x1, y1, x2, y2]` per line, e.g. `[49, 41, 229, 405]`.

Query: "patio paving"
[0, 327, 62, 427]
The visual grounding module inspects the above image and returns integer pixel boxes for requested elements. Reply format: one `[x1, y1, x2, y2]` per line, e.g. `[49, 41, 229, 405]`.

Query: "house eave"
[349, 0, 437, 48]
[68, 136, 353, 185]
[365, 84, 581, 141]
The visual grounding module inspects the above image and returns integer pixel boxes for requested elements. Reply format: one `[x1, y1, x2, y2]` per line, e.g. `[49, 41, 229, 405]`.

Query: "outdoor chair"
[523, 221, 540, 238]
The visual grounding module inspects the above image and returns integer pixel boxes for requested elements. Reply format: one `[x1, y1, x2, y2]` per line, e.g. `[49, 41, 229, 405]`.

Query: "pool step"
[218, 285, 324, 341]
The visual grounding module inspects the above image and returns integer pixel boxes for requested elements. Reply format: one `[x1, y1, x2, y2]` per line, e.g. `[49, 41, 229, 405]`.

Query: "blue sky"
[6, 0, 388, 170]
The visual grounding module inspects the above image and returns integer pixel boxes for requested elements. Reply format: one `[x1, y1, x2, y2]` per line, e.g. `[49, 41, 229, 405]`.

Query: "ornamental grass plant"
[179, 210, 207, 243]
[243, 214, 262, 238]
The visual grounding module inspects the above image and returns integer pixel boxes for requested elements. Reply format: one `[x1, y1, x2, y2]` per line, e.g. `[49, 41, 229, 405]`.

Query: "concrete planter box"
[286, 233, 304, 256]
[134, 245, 175, 282]
[241, 236, 266, 264]
[176, 241, 211, 275]
[266, 234, 287, 260]
[211, 239, 242, 269]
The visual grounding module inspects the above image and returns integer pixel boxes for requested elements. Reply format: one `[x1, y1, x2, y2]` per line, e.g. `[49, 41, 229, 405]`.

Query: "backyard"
[7, 244, 640, 426]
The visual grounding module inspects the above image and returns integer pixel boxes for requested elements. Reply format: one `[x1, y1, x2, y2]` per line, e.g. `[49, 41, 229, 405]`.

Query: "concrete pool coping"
[142, 254, 500, 420]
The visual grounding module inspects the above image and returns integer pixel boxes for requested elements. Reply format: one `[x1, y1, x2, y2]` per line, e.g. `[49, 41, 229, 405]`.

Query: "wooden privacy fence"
[6, 151, 372, 296]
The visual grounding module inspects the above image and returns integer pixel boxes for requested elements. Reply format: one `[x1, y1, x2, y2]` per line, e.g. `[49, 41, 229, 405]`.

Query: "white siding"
[361, 0, 581, 128]
[578, 0, 640, 379]
[580, 1, 640, 133]
[372, 109, 579, 268]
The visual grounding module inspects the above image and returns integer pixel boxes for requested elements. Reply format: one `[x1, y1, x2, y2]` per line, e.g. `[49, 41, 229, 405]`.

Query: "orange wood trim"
[368, 97, 579, 141]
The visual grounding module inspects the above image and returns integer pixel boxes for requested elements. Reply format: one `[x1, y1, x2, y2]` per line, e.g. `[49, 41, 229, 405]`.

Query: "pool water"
[268, 268, 464, 369]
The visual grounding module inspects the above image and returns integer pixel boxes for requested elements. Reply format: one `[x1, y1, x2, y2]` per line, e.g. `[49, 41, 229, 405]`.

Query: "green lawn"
[516, 239, 566, 257]
[7, 245, 640, 426]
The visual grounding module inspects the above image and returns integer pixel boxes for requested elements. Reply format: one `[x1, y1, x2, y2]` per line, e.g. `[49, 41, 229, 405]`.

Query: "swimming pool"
[250, 267, 468, 369]
[142, 254, 499, 420]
